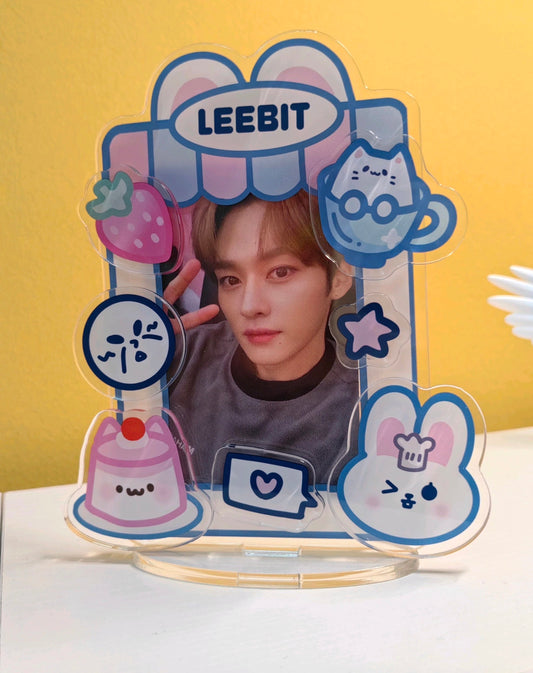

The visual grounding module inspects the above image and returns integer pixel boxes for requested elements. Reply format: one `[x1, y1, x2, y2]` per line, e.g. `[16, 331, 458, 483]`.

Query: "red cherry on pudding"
[121, 417, 146, 441]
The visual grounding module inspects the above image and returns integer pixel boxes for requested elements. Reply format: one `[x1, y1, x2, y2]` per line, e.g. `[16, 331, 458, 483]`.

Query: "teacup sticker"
[336, 385, 489, 550]
[317, 138, 457, 269]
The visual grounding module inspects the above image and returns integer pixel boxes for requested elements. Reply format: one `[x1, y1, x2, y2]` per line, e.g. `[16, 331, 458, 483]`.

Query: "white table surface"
[1, 428, 532, 673]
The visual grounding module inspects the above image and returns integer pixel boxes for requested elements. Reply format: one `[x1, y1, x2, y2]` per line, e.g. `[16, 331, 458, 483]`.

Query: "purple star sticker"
[337, 302, 400, 360]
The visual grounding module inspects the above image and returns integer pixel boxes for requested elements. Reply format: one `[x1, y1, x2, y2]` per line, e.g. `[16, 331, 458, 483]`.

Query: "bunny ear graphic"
[361, 388, 418, 458]
[150, 53, 248, 204]
[152, 54, 245, 120]
[419, 396, 471, 469]
[251, 40, 353, 100]
[251, 40, 355, 195]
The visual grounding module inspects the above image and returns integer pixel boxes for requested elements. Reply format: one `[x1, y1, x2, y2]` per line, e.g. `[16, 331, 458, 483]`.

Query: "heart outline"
[250, 470, 283, 500]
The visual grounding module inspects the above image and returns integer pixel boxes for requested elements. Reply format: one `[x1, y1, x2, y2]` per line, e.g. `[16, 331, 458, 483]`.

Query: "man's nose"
[240, 279, 269, 317]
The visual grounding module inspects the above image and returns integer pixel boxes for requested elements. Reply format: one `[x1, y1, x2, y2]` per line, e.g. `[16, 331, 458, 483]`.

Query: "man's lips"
[243, 329, 281, 344]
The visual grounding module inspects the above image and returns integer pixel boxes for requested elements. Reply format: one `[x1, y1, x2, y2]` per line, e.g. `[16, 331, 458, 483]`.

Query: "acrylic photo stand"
[68, 32, 490, 588]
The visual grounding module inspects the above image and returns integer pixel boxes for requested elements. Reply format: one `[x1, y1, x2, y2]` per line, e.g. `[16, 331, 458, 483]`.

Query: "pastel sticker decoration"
[336, 386, 488, 548]
[71, 414, 204, 539]
[222, 452, 318, 520]
[317, 139, 457, 268]
[329, 296, 410, 370]
[87, 172, 175, 264]
[82, 294, 176, 391]
[335, 302, 400, 361]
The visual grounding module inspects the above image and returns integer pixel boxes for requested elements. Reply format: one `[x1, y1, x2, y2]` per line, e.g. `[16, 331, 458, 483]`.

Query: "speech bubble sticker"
[222, 452, 318, 520]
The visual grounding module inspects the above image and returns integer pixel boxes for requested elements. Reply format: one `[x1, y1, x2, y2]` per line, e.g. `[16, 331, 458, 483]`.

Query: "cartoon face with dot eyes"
[348, 150, 409, 201]
[337, 388, 481, 546]
[84, 416, 188, 527]
[115, 482, 155, 496]
[88, 469, 184, 526]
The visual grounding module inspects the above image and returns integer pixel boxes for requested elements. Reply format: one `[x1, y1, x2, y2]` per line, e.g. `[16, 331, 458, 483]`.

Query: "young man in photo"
[165, 191, 357, 484]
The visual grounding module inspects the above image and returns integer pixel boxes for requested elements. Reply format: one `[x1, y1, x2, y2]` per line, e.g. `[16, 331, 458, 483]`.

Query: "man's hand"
[164, 258, 220, 332]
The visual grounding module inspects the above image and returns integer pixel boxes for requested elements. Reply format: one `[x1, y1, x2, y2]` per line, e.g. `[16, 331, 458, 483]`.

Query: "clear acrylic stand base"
[132, 537, 418, 588]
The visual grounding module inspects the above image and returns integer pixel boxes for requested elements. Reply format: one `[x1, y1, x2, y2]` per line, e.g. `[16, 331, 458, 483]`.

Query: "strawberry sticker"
[86, 172, 174, 264]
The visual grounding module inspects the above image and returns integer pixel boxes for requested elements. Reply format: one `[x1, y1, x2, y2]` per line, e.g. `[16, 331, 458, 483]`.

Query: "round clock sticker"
[82, 294, 176, 391]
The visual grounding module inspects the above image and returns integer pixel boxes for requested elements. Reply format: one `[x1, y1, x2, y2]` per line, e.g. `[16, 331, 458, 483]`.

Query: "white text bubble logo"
[171, 83, 342, 155]
[222, 453, 318, 519]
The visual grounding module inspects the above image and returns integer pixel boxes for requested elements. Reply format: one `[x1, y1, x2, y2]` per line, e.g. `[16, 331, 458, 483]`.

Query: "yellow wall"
[1, 0, 532, 491]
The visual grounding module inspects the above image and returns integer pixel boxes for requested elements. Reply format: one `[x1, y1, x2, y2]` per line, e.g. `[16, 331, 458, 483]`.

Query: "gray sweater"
[169, 321, 359, 484]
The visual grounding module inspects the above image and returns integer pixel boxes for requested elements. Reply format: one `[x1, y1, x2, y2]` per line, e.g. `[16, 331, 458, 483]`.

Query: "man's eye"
[269, 266, 294, 280]
[218, 275, 240, 288]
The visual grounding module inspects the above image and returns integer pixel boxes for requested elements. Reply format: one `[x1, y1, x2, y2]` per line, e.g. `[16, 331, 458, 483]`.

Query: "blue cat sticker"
[317, 139, 457, 268]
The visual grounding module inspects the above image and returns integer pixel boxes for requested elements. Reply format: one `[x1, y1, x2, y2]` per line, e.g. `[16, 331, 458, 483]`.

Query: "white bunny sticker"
[336, 386, 487, 548]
